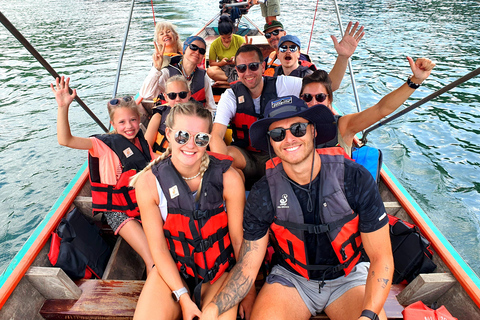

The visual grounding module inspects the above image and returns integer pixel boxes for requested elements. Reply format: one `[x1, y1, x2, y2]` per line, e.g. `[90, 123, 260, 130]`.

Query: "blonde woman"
[131, 102, 250, 319]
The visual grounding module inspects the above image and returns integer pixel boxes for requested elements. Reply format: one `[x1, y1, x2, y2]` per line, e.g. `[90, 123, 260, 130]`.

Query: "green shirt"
[209, 34, 245, 62]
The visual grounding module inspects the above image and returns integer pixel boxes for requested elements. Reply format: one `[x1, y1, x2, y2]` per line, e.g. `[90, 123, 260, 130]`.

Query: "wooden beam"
[25, 267, 82, 300]
[397, 273, 456, 306]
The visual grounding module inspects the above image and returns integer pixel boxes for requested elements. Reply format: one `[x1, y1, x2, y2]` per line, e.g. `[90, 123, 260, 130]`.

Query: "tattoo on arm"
[377, 278, 389, 289]
[212, 239, 259, 315]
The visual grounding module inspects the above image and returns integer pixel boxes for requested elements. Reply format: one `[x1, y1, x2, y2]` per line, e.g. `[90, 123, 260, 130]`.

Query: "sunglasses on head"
[188, 43, 206, 55]
[109, 96, 133, 106]
[301, 93, 328, 103]
[268, 122, 310, 142]
[279, 44, 299, 53]
[236, 62, 261, 73]
[170, 129, 211, 147]
[264, 29, 284, 39]
[166, 91, 189, 100]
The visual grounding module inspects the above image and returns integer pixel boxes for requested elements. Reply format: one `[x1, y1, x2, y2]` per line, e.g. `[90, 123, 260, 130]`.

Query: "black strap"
[274, 214, 356, 234]
[360, 309, 379, 320]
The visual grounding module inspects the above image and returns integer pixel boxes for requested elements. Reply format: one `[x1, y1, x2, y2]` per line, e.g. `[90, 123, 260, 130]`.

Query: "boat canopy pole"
[0, 11, 109, 133]
[112, 0, 135, 100]
[332, 0, 362, 115]
[361, 67, 480, 144]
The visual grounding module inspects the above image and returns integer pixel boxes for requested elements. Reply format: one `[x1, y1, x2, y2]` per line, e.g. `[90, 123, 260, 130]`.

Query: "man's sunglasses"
[166, 91, 189, 100]
[264, 29, 284, 39]
[188, 43, 206, 55]
[236, 62, 261, 73]
[300, 93, 328, 103]
[109, 96, 133, 105]
[267, 122, 310, 142]
[279, 45, 299, 53]
[170, 129, 211, 147]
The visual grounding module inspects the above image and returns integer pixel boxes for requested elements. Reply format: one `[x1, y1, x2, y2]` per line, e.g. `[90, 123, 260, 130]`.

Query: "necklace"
[182, 171, 201, 181]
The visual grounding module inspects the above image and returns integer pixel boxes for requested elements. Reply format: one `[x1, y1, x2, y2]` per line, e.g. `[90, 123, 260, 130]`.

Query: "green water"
[1, 0, 479, 278]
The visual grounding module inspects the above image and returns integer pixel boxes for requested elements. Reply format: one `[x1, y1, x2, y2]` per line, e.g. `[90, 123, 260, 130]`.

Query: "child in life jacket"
[52, 76, 155, 275]
[131, 102, 254, 320]
[144, 75, 192, 154]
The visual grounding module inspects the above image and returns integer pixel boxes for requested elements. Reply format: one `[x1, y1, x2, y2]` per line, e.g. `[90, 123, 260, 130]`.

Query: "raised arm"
[135, 170, 202, 320]
[200, 235, 269, 320]
[338, 57, 436, 146]
[359, 224, 394, 319]
[139, 42, 167, 101]
[328, 21, 365, 91]
[51, 76, 93, 150]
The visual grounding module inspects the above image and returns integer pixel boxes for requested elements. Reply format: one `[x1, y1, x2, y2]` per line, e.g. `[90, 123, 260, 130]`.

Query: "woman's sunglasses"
[166, 91, 189, 100]
[170, 129, 211, 147]
[300, 93, 328, 103]
[188, 43, 206, 55]
[236, 62, 261, 73]
[267, 122, 310, 142]
[109, 96, 133, 105]
[279, 45, 299, 53]
[264, 29, 284, 39]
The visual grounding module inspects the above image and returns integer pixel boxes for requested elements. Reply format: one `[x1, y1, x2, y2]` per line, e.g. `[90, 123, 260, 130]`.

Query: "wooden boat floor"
[39, 279, 404, 319]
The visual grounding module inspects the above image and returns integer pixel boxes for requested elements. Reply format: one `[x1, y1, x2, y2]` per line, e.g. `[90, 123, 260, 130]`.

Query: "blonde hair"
[130, 102, 212, 201]
[165, 75, 190, 93]
[154, 21, 182, 54]
[107, 97, 141, 132]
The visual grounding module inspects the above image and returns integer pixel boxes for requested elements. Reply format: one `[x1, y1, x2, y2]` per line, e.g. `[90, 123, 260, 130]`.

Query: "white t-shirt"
[139, 66, 216, 112]
[214, 75, 302, 126]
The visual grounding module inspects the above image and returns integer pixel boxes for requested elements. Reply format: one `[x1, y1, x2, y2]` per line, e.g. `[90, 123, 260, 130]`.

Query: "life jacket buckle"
[198, 238, 213, 252]
[311, 224, 329, 234]
[193, 209, 208, 220]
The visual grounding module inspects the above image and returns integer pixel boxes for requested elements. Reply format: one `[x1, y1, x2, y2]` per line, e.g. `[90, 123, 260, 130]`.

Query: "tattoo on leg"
[212, 240, 259, 315]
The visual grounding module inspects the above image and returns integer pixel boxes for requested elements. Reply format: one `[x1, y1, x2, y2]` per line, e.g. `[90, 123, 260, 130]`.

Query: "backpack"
[48, 208, 112, 279]
[389, 215, 437, 284]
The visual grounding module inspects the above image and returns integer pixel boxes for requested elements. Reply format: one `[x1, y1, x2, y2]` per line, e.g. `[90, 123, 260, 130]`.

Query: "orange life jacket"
[266, 148, 363, 279]
[89, 132, 152, 217]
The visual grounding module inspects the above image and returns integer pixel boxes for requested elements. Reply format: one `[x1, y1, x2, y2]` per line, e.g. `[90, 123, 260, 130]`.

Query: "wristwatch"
[406, 75, 421, 89]
[360, 309, 379, 320]
[171, 287, 188, 302]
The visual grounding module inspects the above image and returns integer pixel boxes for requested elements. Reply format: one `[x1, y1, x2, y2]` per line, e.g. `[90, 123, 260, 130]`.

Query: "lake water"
[1, 0, 479, 278]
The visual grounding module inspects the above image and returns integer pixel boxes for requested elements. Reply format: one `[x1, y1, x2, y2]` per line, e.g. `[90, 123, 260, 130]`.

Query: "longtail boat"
[1, 1, 480, 319]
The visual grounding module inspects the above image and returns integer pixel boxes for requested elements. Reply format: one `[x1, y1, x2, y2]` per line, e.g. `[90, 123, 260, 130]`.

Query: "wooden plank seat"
[40, 279, 144, 320]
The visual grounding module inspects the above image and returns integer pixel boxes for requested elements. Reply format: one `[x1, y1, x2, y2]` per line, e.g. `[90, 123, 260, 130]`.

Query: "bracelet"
[406, 75, 421, 89]
[360, 309, 379, 320]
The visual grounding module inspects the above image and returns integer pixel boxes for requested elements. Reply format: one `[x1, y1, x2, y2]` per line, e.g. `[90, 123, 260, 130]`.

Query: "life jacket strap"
[273, 214, 356, 234]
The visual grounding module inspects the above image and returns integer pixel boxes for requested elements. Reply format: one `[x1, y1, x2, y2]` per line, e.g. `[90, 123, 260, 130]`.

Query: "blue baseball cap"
[278, 35, 301, 49]
[183, 36, 206, 53]
[249, 96, 336, 151]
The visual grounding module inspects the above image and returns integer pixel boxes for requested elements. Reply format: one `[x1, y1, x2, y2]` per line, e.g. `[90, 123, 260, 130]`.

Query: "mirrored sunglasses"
[264, 29, 284, 39]
[166, 91, 189, 100]
[279, 45, 299, 53]
[171, 129, 211, 147]
[188, 43, 206, 55]
[301, 93, 328, 103]
[236, 62, 261, 73]
[267, 122, 310, 142]
[109, 96, 133, 106]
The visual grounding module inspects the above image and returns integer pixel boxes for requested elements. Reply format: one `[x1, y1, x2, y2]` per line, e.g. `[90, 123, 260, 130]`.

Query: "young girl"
[131, 102, 251, 320]
[144, 75, 192, 154]
[52, 76, 155, 275]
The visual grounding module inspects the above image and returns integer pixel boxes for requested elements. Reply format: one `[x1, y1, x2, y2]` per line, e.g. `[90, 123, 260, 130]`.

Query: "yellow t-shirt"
[209, 34, 245, 62]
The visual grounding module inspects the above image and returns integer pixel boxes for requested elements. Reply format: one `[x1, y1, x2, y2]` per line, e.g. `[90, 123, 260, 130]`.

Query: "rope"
[151, 0, 156, 25]
[307, 0, 320, 54]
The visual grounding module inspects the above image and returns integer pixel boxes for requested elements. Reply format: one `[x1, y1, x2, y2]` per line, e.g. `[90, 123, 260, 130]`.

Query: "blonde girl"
[52, 76, 155, 275]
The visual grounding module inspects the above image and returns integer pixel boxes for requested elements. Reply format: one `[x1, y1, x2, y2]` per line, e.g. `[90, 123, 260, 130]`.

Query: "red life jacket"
[266, 147, 363, 279]
[166, 56, 207, 105]
[229, 77, 277, 152]
[89, 131, 152, 218]
[152, 152, 236, 285]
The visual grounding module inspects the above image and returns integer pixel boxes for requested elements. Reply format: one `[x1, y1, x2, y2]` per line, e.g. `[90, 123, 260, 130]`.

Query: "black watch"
[406, 75, 421, 89]
[360, 309, 379, 320]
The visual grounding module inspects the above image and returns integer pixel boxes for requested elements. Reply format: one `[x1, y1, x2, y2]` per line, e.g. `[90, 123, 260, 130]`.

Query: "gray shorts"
[233, 146, 270, 181]
[220, 65, 238, 83]
[266, 262, 370, 316]
[261, 0, 280, 17]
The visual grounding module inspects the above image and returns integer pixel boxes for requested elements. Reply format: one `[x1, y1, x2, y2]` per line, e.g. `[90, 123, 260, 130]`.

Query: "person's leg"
[117, 219, 155, 276]
[251, 281, 311, 320]
[207, 66, 228, 82]
[262, 0, 280, 23]
[133, 266, 182, 320]
[201, 273, 239, 320]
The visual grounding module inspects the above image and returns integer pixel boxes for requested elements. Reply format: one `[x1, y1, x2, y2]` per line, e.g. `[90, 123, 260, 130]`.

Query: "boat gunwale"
[0, 162, 89, 309]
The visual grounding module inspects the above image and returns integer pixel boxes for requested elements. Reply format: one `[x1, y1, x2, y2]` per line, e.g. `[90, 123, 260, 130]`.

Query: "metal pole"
[332, 0, 362, 114]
